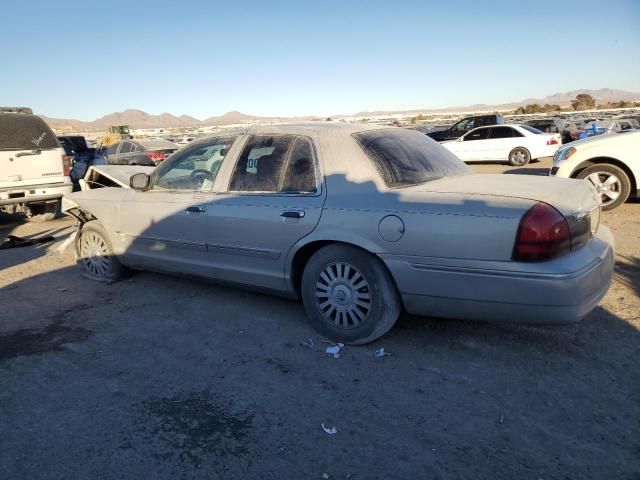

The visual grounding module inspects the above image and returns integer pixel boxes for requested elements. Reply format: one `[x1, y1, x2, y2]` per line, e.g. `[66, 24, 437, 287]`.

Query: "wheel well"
[289, 240, 394, 298]
[571, 157, 637, 196]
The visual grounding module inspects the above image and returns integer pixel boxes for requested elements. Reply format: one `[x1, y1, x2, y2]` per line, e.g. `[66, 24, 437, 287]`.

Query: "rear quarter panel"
[307, 189, 533, 262]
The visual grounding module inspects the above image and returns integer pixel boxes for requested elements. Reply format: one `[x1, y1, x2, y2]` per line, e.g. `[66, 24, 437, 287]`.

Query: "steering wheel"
[190, 169, 212, 180]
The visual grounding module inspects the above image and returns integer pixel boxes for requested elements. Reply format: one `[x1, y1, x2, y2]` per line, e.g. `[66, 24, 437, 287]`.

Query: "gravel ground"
[1, 158, 638, 480]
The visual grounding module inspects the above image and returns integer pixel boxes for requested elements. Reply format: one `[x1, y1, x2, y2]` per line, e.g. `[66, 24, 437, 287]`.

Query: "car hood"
[405, 174, 600, 216]
[563, 131, 640, 149]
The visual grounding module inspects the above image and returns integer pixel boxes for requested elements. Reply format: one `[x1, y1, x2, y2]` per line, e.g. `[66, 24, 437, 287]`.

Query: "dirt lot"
[1, 158, 638, 480]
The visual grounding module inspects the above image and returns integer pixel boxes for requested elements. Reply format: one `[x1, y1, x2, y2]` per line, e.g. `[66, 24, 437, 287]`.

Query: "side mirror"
[130, 172, 150, 191]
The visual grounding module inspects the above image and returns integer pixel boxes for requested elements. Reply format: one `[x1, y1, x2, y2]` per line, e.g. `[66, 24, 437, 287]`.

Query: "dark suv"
[427, 114, 504, 142]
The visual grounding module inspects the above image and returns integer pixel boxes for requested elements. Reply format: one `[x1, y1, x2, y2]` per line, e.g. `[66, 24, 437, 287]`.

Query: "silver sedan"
[63, 123, 614, 344]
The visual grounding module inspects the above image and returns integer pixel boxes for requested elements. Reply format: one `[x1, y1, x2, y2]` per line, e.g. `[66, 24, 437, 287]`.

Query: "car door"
[117, 135, 241, 277]
[105, 142, 122, 165]
[116, 141, 134, 165]
[486, 126, 521, 160]
[454, 127, 491, 161]
[205, 134, 325, 292]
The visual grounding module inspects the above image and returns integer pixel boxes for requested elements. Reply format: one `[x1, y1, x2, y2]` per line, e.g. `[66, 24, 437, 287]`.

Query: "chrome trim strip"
[408, 258, 601, 280]
[206, 242, 281, 259]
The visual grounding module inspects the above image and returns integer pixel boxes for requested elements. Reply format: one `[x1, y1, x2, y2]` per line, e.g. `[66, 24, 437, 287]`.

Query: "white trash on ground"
[325, 343, 344, 359]
[321, 423, 338, 435]
[374, 347, 390, 358]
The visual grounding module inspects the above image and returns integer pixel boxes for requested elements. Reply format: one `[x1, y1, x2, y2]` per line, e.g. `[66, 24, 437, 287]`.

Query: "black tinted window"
[0, 114, 59, 150]
[353, 129, 470, 188]
[490, 126, 520, 138]
[119, 142, 133, 154]
[463, 128, 490, 141]
[281, 138, 316, 193]
[229, 135, 294, 192]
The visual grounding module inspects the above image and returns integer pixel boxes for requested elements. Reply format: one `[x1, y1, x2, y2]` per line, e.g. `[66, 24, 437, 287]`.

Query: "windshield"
[353, 129, 470, 188]
[0, 114, 59, 151]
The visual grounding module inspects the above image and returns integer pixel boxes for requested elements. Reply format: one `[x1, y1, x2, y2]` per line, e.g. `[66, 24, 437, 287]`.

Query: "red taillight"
[546, 138, 558, 145]
[145, 152, 166, 164]
[62, 154, 72, 176]
[513, 203, 570, 262]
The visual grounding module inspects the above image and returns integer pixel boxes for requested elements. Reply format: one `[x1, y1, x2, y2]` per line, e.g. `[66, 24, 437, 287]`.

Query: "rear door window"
[0, 114, 59, 150]
[489, 126, 521, 138]
[229, 135, 294, 192]
[281, 137, 317, 193]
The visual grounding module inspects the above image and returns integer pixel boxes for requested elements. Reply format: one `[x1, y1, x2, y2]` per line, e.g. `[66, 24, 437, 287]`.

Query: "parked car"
[550, 130, 640, 210]
[441, 124, 561, 166]
[105, 139, 178, 166]
[524, 118, 577, 144]
[63, 123, 613, 344]
[426, 114, 504, 142]
[58, 135, 107, 187]
[0, 108, 72, 221]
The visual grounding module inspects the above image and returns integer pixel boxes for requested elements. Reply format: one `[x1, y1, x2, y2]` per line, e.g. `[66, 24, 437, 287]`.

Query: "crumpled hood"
[411, 174, 601, 216]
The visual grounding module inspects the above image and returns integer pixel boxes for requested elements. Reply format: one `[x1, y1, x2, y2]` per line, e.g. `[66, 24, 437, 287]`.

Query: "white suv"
[550, 130, 639, 210]
[0, 108, 73, 221]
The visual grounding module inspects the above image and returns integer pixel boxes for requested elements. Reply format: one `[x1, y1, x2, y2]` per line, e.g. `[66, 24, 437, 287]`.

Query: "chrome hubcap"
[586, 172, 621, 206]
[314, 262, 371, 329]
[512, 151, 526, 164]
[79, 231, 111, 277]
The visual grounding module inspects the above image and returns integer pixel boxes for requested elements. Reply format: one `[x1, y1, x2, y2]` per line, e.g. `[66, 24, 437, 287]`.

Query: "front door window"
[153, 136, 238, 192]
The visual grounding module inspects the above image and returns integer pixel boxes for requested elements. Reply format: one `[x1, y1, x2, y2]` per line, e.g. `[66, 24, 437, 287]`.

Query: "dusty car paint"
[64, 123, 614, 326]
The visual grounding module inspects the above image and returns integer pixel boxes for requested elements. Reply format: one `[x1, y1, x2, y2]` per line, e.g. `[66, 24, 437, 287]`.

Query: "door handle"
[280, 210, 305, 219]
[186, 205, 206, 213]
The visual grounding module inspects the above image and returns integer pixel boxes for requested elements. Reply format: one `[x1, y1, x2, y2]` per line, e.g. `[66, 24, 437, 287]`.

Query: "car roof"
[244, 121, 388, 137]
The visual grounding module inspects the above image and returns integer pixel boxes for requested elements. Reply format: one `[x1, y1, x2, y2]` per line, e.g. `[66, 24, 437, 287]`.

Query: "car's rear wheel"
[301, 244, 401, 345]
[577, 164, 631, 211]
[508, 147, 531, 166]
[25, 200, 60, 223]
[76, 221, 128, 282]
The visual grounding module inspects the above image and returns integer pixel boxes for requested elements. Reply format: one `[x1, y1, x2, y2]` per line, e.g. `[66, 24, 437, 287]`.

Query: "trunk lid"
[416, 174, 601, 216]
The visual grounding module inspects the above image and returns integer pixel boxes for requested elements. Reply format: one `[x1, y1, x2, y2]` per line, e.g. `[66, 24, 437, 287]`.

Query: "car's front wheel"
[577, 164, 631, 211]
[301, 244, 401, 345]
[508, 147, 531, 166]
[76, 221, 128, 282]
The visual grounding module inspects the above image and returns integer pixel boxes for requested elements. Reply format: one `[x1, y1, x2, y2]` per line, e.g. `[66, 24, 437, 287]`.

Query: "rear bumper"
[380, 226, 615, 324]
[0, 182, 73, 206]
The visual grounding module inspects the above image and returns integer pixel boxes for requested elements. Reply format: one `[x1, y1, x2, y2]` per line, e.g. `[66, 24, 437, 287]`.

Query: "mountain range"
[41, 88, 640, 130]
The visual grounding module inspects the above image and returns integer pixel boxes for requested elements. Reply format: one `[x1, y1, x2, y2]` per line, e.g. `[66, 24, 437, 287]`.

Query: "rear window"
[353, 129, 470, 188]
[0, 113, 59, 151]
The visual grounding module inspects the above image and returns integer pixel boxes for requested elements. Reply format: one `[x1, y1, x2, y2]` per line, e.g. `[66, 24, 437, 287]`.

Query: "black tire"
[300, 244, 401, 345]
[25, 200, 60, 223]
[75, 221, 129, 282]
[576, 164, 631, 211]
[508, 147, 531, 166]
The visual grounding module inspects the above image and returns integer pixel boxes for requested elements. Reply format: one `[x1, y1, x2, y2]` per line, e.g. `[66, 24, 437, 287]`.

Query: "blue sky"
[2, 0, 639, 120]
